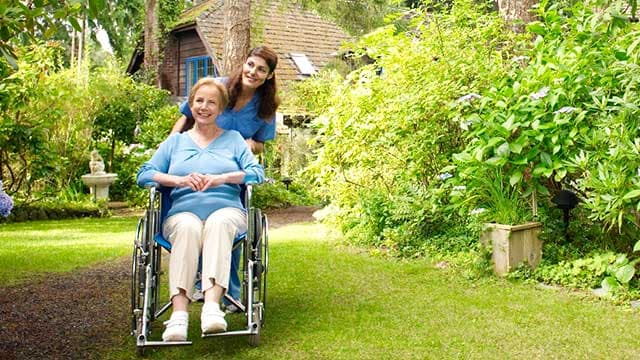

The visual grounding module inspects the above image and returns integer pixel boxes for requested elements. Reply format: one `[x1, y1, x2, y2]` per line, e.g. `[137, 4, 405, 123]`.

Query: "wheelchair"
[130, 183, 268, 354]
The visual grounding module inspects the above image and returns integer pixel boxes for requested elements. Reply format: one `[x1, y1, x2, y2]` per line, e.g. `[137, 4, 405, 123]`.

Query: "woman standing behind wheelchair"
[137, 78, 264, 342]
[171, 45, 279, 309]
[171, 45, 280, 155]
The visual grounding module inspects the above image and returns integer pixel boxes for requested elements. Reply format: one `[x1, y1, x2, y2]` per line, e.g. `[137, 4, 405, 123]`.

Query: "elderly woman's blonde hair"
[188, 78, 229, 110]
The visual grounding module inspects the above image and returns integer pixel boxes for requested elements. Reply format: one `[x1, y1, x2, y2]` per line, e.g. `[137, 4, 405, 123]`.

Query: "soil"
[0, 206, 318, 360]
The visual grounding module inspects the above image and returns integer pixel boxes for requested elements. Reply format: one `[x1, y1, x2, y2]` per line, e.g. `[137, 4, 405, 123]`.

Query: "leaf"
[501, 114, 516, 131]
[540, 152, 552, 166]
[627, 31, 640, 54]
[509, 141, 523, 154]
[622, 189, 640, 200]
[496, 142, 510, 157]
[634, 240, 640, 252]
[509, 171, 522, 186]
[527, 22, 546, 35]
[601, 276, 619, 292]
[615, 265, 635, 284]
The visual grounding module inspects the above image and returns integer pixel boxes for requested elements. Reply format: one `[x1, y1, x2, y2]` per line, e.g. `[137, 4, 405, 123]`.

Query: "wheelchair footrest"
[139, 340, 192, 347]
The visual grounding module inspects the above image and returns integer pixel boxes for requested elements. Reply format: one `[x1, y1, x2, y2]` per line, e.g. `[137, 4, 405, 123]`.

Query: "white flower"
[529, 87, 550, 100]
[470, 208, 486, 215]
[453, 185, 466, 191]
[553, 106, 577, 114]
[460, 120, 473, 130]
[438, 172, 453, 181]
[457, 93, 482, 103]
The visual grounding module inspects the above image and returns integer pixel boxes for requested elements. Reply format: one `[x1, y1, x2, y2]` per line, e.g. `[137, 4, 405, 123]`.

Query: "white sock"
[171, 310, 188, 321]
[202, 302, 220, 313]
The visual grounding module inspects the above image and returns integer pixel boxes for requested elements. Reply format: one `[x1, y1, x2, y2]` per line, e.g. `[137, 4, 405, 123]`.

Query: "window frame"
[184, 55, 218, 95]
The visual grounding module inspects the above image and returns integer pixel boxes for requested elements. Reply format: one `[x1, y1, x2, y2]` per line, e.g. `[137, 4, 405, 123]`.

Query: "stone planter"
[480, 222, 543, 276]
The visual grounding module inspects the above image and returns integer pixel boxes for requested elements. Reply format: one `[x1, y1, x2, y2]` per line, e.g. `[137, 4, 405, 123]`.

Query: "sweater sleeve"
[136, 136, 175, 187]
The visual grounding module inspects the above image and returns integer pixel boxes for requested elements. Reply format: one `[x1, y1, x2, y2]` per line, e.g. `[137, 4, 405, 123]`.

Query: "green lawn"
[3, 218, 640, 359]
[0, 216, 137, 287]
[106, 223, 640, 359]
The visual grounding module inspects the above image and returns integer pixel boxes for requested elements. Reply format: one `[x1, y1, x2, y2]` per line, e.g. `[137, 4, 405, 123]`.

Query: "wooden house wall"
[161, 29, 209, 97]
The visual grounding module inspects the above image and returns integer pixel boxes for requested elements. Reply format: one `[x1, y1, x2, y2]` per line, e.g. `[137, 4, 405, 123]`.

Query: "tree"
[0, 1, 93, 68]
[222, 0, 251, 75]
[294, 0, 400, 35]
[496, 0, 539, 30]
[144, 0, 160, 85]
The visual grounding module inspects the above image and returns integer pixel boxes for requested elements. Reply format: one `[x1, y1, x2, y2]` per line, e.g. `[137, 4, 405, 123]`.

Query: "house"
[127, 0, 351, 103]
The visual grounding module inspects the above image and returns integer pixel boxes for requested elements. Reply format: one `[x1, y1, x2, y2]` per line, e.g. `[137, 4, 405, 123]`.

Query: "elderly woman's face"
[242, 55, 272, 89]
[191, 84, 223, 125]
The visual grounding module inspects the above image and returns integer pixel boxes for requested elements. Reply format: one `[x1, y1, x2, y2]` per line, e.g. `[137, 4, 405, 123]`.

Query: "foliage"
[292, 0, 403, 35]
[252, 180, 318, 210]
[98, 102, 177, 205]
[0, 41, 88, 198]
[0, 198, 107, 223]
[0, 40, 172, 208]
[0, 0, 92, 67]
[301, 0, 517, 251]
[452, 0, 640, 235]
[90, 63, 172, 173]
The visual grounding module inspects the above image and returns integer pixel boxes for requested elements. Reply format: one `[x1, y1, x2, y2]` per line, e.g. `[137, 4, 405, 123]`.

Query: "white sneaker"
[201, 303, 227, 334]
[192, 289, 204, 302]
[162, 313, 188, 342]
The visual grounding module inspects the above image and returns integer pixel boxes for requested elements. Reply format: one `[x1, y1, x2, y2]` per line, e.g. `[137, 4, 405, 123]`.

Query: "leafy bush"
[455, 0, 640, 237]
[302, 0, 518, 250]
[1, 199, 107, 223]
[252, 180, 319, 210]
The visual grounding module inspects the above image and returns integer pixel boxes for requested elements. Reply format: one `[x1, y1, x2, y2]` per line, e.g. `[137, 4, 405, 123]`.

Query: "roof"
[180, 0, 351, 82]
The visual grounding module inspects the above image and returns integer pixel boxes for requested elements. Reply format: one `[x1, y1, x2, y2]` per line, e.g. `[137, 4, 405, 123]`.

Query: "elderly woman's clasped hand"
[180, 173, 228, 191]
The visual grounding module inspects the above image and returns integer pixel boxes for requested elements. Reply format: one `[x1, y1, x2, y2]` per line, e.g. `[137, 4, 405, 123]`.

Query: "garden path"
[0, 206, 318, 360]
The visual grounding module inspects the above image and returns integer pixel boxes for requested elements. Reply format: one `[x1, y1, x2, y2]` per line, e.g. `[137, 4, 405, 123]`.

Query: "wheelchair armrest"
[243, 179, 272, 209]
[142, 181, 160, 189]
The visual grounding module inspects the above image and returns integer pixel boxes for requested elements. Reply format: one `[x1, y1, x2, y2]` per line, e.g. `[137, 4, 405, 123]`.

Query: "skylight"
[290, 53, 316, 75]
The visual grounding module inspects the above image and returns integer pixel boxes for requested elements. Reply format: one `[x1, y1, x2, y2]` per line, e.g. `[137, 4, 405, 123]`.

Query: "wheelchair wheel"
[260, 213, 268, 326]
[131, 219, 146, 336]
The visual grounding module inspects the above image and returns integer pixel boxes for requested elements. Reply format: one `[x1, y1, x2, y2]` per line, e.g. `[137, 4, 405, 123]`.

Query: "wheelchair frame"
[130, 184, 268, 354]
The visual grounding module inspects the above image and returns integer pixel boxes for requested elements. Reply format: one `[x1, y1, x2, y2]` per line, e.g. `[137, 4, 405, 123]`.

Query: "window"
[290, 53, 316, 76]
[185, 56, 218, 95]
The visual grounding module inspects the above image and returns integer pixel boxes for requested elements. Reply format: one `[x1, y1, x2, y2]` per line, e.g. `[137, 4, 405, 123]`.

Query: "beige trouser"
[162, 207, 247, 302]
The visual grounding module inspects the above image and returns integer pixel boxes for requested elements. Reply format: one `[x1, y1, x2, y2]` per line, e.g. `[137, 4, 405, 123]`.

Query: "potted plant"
[450, 168, 543, 276]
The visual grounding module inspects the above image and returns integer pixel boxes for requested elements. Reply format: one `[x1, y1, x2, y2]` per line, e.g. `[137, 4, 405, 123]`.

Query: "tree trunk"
[496, 0, 538, 32]
[222, 0, 251, 75]
[144, 0, 160, 86]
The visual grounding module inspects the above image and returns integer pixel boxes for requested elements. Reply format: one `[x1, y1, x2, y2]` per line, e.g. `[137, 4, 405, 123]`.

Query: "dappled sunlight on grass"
[4, 217, 640, 359]
[0, 217, 137, 287]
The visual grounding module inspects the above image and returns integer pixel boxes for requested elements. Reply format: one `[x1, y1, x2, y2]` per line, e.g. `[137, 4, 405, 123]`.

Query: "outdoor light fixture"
[552, 189, 579, 240]
[282, 177, 293, 190]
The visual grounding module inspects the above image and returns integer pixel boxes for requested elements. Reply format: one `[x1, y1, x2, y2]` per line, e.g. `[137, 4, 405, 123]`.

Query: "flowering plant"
[0, 181, 13, 218]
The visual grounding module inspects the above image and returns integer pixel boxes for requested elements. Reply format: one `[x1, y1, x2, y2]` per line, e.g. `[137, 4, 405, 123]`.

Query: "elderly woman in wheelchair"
[136, 78, 264, 342]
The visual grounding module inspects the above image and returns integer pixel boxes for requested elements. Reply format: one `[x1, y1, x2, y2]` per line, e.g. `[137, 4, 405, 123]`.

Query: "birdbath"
[81, 150, 118, 201]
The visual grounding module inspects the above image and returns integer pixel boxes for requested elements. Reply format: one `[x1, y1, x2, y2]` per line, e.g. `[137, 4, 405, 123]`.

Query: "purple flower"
[0, 181, 13, 218]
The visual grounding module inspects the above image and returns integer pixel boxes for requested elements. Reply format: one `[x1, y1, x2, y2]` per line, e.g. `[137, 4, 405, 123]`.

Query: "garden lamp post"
[552, 189, 579, 240]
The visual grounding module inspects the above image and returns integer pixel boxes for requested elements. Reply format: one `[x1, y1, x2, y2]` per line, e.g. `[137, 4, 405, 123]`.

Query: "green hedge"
[0, 202, 108, 223]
